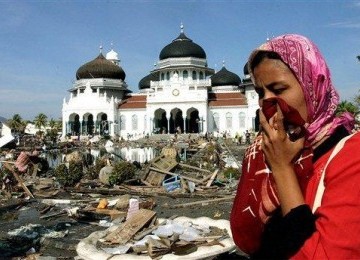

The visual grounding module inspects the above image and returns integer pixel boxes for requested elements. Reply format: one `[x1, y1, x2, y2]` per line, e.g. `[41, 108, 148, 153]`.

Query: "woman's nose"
[263, 89, 276, 99]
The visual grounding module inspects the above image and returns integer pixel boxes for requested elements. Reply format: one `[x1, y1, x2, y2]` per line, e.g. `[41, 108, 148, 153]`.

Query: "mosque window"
[192, 71, 197, 80]
[239, 112, 246, 128]
[213, 112, 219, 131]
[161, 73, 164, 81]
[183, 70, 188, 79]
[80, 89, 84, 93]
[132, 114, 138, 130]
[92, 88, 96, 93]
[166, 72, 170, 80]
[199, 71, 204, 80]
[226, 112, 232, 129]
[120, 115, 126, 130]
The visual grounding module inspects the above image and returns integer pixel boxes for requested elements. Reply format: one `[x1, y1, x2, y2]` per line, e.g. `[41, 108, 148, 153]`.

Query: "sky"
[1, 0, 360, 120]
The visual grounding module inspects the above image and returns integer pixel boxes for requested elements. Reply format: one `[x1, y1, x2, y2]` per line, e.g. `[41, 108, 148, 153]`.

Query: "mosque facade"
[61, 26, 259, 140]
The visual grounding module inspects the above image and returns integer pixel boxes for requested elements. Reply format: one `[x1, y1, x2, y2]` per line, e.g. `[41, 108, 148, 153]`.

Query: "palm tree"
[34, 113, 48, 137]
[48, 118, 56, 130]
[7, 114, 26, 134]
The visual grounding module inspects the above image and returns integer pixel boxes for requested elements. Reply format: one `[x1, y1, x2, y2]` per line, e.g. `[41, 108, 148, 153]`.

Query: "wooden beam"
[148, 167, 203, 184]
[165, 196, 235, 209]
[3, 162, 34, 198]
[178, 163, 212, 173]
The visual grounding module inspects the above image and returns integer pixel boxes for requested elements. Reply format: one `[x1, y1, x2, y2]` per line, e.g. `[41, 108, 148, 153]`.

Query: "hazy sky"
[1, 0, 360, 120]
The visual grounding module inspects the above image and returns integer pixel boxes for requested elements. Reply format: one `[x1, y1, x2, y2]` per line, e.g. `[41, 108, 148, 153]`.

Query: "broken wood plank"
[206, 169, 219, 187]
[104, 208, 156, 245]
[165, 196, 235, 209]
[149, 167, 203, 184]
[178, 163, 212, 173]
[3, 162, 34, 198]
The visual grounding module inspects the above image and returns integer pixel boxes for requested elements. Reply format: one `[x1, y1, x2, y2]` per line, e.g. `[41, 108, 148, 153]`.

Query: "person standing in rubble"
[245, 130, 251, 144]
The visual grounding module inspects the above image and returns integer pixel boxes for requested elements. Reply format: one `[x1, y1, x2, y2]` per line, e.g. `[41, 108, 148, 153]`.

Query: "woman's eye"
[273, 88, 285, 95]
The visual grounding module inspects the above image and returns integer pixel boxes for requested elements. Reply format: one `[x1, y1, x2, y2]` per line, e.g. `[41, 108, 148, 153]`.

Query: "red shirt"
[293, 132, 360, 259]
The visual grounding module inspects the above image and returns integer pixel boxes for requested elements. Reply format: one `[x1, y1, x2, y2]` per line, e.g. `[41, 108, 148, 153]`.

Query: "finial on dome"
[180, 22, 184, 33]
[222, 60, 225, 67]
[110, 42, 114, 50]
[154, 62, 157, 68]
[99, 44, 103, 53]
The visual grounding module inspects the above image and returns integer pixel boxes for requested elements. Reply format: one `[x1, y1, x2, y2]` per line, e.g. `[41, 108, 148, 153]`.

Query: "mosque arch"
[154, 108, 168, 134]
[83, 113, 94, 135]
[226, 112, 233, 129]
[192, 71, 197, 80]
[239, 112, 246, 128]
[96, 113, 108, 135]
[170, 107, 184, 134]
[68, 113, 80, 136]
[199, 71, 204, 80]
[186, 107, 200, 133]
[120, 115, 126, 130]
[132, 114, 138, 130]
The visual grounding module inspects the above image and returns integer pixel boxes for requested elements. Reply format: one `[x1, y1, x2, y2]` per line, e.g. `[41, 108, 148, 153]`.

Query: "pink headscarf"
[248, 34, 354, 146]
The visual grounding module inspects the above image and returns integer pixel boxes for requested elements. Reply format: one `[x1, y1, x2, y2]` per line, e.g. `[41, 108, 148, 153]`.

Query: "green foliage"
[108, 161, 136, 186]
[34, 113, 48, 131]
[336, 100, 358, 116]
[222, 167, 241, 180]
[54, 161, 83, 187]
[7, 114, 26, 134]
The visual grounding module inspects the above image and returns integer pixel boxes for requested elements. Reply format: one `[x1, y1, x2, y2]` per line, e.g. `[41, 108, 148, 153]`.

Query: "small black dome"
[76, 53, 126, 80]
[159, 32, 206, 60]
[138, 72, 159, 89]
[243, 62, 249, 75]
[211, 67, 241, 87]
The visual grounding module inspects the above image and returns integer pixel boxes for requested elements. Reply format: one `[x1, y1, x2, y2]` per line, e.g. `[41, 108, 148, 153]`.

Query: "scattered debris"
[0, 133, 246, 258]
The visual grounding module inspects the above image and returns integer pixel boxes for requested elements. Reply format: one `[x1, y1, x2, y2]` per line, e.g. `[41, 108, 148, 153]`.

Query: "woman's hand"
[260, 104, 305, 172]
[260, 104, 306, 215]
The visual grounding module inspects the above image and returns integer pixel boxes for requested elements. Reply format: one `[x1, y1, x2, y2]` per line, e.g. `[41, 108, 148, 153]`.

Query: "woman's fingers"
[274, 104, 285, 132]
[259, 109, 272, 136]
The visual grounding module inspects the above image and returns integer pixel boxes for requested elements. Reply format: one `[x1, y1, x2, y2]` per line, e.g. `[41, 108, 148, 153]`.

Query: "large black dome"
[159, 32, 206, 60]
[243, 62, 249, 76]
[211, 67, 241, 87]
[76, 53, 126, 80]
[138, 72, 159, 90]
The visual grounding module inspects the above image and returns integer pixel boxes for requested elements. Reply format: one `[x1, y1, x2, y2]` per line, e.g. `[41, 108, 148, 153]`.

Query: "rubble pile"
[0, 134, 246, 258]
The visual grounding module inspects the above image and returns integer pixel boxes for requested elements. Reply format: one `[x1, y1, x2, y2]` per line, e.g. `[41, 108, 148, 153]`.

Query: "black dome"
[243, 62, 249, 75]
[138, 72, 159, 89]
[211, 67, 241, 87]
[159, 32, 206, 60]
[76, 53, 126, 80]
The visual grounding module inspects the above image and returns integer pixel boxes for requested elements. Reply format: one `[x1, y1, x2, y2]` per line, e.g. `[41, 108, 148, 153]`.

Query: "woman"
[230, 34, 360, 259]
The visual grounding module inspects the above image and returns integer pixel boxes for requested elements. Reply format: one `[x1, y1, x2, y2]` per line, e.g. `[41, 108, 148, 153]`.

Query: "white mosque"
[61, 25, 259, 140]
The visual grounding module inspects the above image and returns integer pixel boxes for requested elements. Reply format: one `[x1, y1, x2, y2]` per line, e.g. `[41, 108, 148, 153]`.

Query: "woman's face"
[253, 58, 308, 123]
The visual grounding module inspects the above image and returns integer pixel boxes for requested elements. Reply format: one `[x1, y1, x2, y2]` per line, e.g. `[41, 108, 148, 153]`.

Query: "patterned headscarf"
[248, 34, 354, 146]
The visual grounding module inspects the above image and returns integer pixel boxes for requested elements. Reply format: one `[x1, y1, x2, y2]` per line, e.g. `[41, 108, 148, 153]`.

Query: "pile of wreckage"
[0, 138, 244, 258]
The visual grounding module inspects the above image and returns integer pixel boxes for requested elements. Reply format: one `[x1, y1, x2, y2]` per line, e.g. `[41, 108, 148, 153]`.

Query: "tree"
[34, 113, 48, 130]
[34, 113, 48, 137]
[336, 100, 359, 118]
[7, 114, 26, 134]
